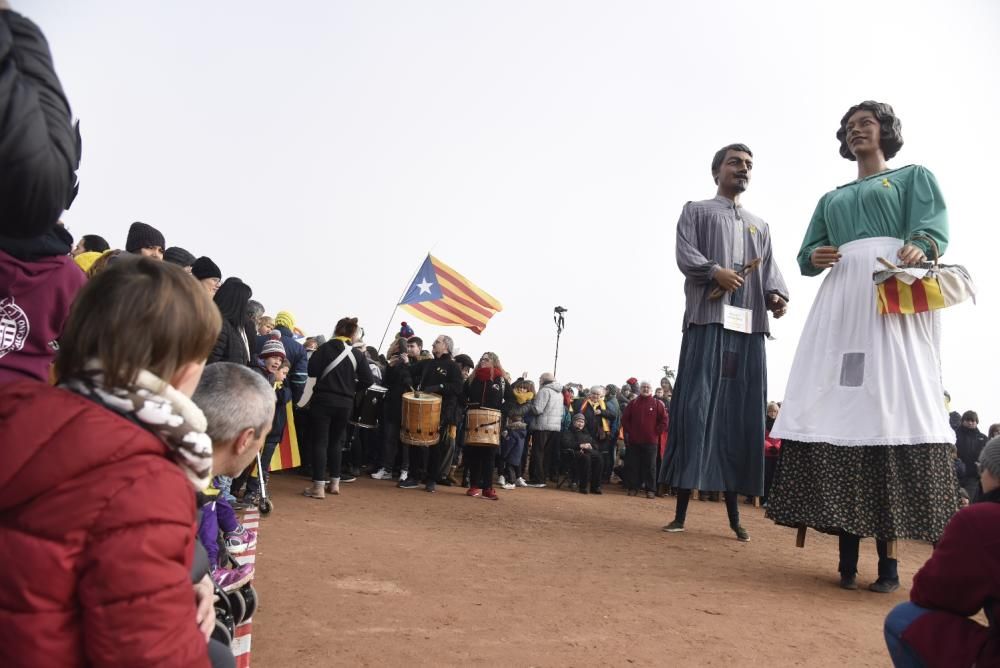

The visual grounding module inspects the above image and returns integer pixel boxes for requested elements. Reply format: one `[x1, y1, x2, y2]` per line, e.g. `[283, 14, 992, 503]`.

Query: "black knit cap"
[191, 256, 222, 280]
[0, 11, 82, 239]
[453, 354, 475, 370]
[163, 246, 196, 267]
[125, 221, 165, 253]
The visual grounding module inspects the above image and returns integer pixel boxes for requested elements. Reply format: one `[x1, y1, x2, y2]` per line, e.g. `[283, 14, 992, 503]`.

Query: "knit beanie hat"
[980, 437, 1000, 479]
[191, 256, 222, 280]
[260, 335, 286, 360]
[163, 246, 196, 267]
[125, 221, 165, 253]
[399, 321, 414, 338]
[275, 311, 295, 330]
[572, 413, 586, 424]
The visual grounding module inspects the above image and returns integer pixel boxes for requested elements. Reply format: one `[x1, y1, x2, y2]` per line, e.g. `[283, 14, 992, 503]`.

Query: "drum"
[465, 408, 502, 446]
[400, 391, 442, 446]
[350, 384, 388, 429]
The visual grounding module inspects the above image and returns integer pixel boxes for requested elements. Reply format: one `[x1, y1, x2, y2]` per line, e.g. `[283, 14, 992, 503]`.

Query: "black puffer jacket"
[208, 320, 250, 366]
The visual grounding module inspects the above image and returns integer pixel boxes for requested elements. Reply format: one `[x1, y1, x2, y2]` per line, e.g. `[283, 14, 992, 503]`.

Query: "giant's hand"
[810, 246, 841, 270]
[714, 268, 744, 292]
[897, 244, 927, 267]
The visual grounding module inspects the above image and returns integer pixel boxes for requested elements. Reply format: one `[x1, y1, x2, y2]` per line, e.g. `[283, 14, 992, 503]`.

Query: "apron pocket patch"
[839, 352, 865, 387]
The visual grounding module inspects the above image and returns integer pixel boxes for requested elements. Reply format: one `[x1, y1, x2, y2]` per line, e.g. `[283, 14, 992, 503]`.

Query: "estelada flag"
[399, 254, 502, 334]
[269, 402, 301, 472]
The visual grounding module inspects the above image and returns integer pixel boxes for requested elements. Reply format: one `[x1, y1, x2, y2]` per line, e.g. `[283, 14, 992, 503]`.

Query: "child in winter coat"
[500, 379, 534, 489]
[242, 353, 292, 504]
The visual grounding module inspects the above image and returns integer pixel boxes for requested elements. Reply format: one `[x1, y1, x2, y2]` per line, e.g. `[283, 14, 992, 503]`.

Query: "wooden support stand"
[887, 540, 898, 559]
[692, 489, 700, 501]
[753, 496, 760, 508]
[795, 525, 807, 548]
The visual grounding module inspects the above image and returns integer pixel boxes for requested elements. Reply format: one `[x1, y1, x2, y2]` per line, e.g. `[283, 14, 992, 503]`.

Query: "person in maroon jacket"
[0, 257, 223, 668]
[883, 437, 1000, 667]
[621, 381, 668, 499]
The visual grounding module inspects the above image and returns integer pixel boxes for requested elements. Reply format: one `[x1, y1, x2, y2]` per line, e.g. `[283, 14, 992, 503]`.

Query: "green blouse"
[796, 164, 949, 276]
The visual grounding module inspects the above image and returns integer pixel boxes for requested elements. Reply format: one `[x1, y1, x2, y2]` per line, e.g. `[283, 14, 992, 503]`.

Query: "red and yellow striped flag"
[876, 277, 946, 315]
[399, 254, 502, 334]
[269, 402, 301, 471]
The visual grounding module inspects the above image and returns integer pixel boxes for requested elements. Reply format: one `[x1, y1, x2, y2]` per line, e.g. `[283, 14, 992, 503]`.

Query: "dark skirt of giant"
[765, 441, 960, 542]
[658, 323, 766, 497]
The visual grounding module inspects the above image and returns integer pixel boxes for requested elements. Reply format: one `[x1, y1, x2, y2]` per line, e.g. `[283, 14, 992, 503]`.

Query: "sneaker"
[497, 475, 507, 487]
[501, 482, 515, 490]
[399, 478, 420, 489]
[732, 525, 750, 542]
[591, 487, 603, 495]
[211, 563, 254, 593]
[340, 474, 357, 483]
[371, 468, 393, 480]
[578, 487, 589, 495]
[662, 520, 685, 533]
[426, 481, 437, 493]
[482, 488, 499, 501]
[243, 493, 261, 507]
[868, 579, 900, 594]
[466, 487, 482, 498]
[525, 481, 546, 488]
[645, 491, 655, 499]
[398, 470, 409, 482]
[515, 477, 528, 488]
[225, 527, 257, 554]
[839, 574, 858, 590]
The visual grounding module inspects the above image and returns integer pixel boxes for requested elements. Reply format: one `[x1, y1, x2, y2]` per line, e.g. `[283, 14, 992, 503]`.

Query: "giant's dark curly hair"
[836, 101, 903, 161]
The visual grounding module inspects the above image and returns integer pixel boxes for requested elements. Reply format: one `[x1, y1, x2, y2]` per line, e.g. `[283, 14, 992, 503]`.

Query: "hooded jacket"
[531, 380, 565, 432]
[903, 489, 1000, 668]
[0, 381, 209, 667]
[0, 229, 86, 384]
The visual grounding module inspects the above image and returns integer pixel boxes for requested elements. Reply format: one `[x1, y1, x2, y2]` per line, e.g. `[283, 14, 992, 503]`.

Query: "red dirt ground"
[251, 473, 927, 667]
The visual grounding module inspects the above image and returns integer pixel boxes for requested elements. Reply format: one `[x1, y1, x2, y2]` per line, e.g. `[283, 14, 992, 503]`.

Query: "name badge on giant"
[723, 305, 752, 334]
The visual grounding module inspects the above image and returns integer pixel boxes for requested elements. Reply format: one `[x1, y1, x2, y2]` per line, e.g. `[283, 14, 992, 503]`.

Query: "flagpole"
[376, 251, 429, 354]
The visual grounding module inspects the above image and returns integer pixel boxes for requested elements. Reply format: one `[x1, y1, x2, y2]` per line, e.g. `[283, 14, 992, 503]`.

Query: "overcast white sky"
[22, 0, 999, 416]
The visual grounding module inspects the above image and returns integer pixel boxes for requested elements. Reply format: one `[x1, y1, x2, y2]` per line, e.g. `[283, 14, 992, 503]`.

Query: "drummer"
[464, 352, 515, 501]
[302, 317, 374, 499]
[400, 334, 464, 492]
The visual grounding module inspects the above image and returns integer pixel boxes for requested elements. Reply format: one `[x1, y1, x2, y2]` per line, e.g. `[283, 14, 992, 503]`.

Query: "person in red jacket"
[621, 381, 668, 498]
[883, 437, 1000, 667]
[0, 257, 223, 668]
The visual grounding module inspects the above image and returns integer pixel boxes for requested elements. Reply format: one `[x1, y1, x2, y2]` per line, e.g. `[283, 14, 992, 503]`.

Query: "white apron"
[771, 237, 953, 446]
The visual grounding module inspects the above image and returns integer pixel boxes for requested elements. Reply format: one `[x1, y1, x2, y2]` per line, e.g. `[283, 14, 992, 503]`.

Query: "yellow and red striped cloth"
[876, 276, 946, 315]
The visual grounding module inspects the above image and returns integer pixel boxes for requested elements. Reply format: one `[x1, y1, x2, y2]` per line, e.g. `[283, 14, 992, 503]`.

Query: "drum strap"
[318, 343, 358, 384]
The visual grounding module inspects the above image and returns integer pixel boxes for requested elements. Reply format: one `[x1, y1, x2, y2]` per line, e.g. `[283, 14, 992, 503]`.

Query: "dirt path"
[251, 473, 924, 667]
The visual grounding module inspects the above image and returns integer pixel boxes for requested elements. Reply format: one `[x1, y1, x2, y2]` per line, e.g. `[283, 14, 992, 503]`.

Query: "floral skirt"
[765, 441, 960, 542]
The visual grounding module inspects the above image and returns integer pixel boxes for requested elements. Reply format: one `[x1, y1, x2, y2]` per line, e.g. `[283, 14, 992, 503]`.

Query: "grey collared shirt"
[675, 196, 789, 334]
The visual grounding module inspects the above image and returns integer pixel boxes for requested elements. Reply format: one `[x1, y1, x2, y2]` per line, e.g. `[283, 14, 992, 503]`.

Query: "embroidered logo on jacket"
[0, 297, 30, 359]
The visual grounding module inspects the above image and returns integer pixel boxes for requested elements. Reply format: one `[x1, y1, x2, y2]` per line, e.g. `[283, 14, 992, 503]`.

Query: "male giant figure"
[659, 143, 789, 541]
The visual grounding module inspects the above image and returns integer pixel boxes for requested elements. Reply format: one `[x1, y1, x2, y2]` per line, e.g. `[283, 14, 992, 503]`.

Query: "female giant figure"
[766, 101, 960, 593]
